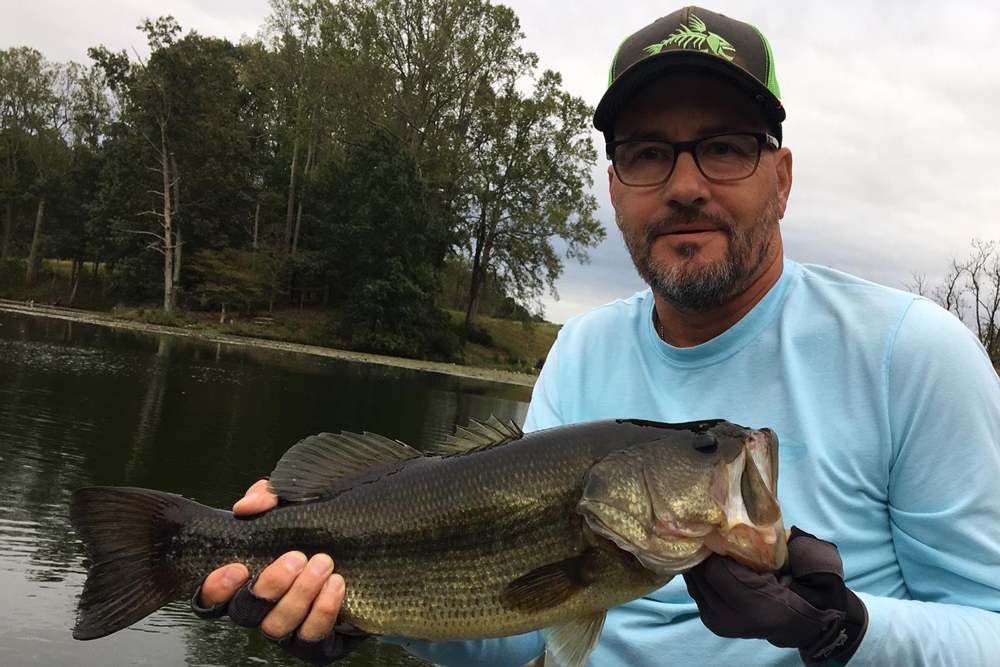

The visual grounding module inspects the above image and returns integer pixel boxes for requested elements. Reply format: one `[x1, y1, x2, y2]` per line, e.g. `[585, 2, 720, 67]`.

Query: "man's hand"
[192, 480, 367, 664]
[684, 527, 867, 665]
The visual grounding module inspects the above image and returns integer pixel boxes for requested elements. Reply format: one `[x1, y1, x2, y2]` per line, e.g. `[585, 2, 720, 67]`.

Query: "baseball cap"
[594, 6, 785, 144]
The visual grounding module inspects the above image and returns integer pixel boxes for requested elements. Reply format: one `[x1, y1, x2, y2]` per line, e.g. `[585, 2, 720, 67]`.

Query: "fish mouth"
[705, 429, 787, 571]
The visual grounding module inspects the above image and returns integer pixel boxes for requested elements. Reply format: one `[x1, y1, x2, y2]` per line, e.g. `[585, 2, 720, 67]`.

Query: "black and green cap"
[594, 6, 785, 144]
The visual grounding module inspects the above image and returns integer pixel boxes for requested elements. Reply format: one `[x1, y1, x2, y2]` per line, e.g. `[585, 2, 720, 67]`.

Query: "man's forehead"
[614, 72, 768, 139]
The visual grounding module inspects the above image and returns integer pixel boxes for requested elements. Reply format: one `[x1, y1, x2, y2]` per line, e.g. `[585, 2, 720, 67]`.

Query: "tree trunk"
[68, 262, 80, 306]
[169, 153, 181, 310]
[251, 201, 260, 270]
[466, 256, 489, 327]
[170, 153, 181, 218]
[252, 201, 260, 253]
[1, 198, 13, 268]
[284, 136, 301, 254]
[160, 120, 174, 312]
[25, 198, 46, 284]
[292, 200, 304, 258]
[291, 118, 317, 258]
[91, 258, 100, 284]
[465, 209, 491, 326]
[1, 147, 16, 268]
[171, 226, 182, 310]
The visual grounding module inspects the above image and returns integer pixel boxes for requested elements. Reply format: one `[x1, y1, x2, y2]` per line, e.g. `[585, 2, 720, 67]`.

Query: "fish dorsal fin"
[541, 611, 607, 667]
[500, 551, 599, 613]
[268, 431, 423, 502]
[430, 415, 524, 456]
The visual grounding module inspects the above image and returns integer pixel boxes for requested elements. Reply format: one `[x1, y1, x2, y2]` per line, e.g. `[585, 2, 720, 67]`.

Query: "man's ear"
[608, 164, 620, 226]
[774, 147, 793, 219]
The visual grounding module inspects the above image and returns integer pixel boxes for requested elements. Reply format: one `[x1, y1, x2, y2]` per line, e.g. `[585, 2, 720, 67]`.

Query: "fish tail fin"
[69, 486, 212, 640]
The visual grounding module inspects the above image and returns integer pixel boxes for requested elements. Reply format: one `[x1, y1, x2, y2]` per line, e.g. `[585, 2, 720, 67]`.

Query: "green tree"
[326, 0, 535, 256]
[187, 248, 276, 315]
[460, 70, 603, 325]
[90, 19, 255, 310]
[310, 131, 455, 358]
[0, 48, 55, 274]
[256, 0, 344, 260]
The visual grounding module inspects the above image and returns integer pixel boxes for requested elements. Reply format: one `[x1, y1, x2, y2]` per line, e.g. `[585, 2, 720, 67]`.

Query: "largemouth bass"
[70, 417, 787, 667]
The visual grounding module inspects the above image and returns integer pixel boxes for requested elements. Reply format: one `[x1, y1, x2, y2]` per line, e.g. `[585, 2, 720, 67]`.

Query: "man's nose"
[665, 151, 710, 208]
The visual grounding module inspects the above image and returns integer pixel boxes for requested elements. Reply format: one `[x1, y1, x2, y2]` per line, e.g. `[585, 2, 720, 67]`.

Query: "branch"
[122, 228, 166, 242]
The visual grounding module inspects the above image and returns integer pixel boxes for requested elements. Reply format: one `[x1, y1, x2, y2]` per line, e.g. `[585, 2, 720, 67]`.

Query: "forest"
[0, 0, 604, 361]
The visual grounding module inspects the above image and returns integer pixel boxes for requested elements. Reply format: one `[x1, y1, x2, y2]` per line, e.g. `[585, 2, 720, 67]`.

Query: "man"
[195, 6, 1000, 666]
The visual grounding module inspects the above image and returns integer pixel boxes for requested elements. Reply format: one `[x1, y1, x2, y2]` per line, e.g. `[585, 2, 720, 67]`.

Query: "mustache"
[644, 209, 736, 244]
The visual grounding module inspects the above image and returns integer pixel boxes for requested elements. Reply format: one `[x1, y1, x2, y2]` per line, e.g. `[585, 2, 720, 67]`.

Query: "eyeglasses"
[606, 132, 779, 187]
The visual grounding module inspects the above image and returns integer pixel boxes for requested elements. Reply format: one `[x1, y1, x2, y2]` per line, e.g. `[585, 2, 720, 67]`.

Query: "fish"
[69, 417, 787, 667]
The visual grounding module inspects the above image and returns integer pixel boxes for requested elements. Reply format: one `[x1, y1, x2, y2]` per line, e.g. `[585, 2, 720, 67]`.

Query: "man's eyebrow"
[615, 124, 753, 142]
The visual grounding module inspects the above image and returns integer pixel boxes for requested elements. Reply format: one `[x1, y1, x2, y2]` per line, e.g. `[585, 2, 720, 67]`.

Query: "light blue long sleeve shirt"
[389, 259, 1000, 667]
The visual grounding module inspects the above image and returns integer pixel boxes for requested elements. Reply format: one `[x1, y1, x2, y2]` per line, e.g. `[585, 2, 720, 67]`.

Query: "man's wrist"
[799, 590, 868, 665]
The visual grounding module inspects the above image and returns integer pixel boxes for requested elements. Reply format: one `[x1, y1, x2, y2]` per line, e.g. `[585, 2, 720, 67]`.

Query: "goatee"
[618, 196, 779, 312]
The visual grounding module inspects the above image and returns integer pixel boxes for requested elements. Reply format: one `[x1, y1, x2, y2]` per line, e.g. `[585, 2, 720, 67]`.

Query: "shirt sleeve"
[847, 298, 1000, 666]
[523, 332, 565, 433]
[378, 633, 546, 667]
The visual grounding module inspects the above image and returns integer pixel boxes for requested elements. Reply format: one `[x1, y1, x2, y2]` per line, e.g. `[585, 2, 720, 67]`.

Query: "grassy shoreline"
[0, 299, 543, 388]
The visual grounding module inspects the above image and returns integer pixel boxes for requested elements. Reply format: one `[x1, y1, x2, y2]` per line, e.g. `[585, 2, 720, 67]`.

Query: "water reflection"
[0, 311, 532, 666]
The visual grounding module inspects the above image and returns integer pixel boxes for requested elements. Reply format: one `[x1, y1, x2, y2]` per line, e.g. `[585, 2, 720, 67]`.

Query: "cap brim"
[594, 51, 785, 139]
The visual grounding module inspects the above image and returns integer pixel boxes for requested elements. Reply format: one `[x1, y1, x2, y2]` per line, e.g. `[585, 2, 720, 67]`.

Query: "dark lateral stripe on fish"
[69, 487, 218, 640]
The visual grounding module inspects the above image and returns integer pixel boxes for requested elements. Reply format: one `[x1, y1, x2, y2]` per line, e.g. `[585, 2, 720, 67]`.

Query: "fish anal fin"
[500, 551, 599, 613]
[268, 431, 423, 502]
[541, 611, 607, 667]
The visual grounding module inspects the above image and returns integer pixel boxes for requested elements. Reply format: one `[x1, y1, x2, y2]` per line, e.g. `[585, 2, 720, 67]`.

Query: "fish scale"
[70, 417, 787, 667]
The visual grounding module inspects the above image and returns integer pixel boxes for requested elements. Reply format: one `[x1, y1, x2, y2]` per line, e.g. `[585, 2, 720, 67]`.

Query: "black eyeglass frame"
[606, 131, 780, 187]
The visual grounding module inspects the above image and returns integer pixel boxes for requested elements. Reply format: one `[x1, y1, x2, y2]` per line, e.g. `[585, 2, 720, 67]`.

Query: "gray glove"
[191, 576, 369, 665]
[684, 527, 867, 665]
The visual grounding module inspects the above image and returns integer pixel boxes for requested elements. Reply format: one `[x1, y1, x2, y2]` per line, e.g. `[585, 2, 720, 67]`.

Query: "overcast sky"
[2, 0, 998, 323]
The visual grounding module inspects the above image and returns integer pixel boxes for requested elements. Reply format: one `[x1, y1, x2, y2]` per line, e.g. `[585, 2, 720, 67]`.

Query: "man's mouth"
[657, 227, 721, 239]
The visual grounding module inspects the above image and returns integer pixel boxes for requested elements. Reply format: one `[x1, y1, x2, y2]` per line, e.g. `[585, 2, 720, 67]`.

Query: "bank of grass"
[105, 307, 558, 374]
[448, 311, 561, 374]
[1, 259, 559, 374]
[0, 258, 115, 311]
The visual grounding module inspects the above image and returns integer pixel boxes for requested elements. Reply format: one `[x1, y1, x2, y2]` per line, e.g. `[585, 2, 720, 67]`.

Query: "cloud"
[520, 0, 1000, 320]
[4, 0, 997, 323]
[0, 0, 269, 64]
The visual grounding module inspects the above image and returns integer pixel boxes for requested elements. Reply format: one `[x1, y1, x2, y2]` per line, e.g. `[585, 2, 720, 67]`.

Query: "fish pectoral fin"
[500, 551, 600, 613]
[541, 611, 607, 667]
[269, 431, 423, 502]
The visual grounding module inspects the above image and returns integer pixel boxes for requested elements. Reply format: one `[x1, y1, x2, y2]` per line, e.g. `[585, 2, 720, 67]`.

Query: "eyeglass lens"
[613, 134, 762, 185]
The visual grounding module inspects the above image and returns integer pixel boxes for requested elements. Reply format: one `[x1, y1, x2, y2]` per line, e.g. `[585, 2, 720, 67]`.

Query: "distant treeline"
[0, 0, 605, 359]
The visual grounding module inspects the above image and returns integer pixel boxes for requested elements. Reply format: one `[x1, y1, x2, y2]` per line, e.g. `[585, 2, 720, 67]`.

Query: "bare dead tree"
[922, 240, 1000, 365]
[932, 257, 969, 323]
[904, 271, 928, 296]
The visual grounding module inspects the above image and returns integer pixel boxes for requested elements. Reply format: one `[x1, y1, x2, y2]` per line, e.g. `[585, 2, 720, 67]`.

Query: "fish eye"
[692, 433, 718, 453]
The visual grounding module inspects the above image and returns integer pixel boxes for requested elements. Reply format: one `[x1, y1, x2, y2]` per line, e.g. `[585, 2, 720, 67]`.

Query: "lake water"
[0, 310, 532, 666]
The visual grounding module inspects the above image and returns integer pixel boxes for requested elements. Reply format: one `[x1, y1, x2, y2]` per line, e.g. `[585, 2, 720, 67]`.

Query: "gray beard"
[619, 195, 779, 312]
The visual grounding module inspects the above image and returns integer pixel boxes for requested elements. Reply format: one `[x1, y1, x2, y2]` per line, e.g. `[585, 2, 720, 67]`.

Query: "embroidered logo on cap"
[644, 14, 735, 61]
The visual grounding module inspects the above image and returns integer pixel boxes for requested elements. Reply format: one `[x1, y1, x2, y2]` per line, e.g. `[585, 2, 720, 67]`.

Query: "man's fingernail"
[222, 566, 246, 589]
[325, 575, 343, 594]
[309, 554, 333, 576]
[283, 552, 307, 573]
